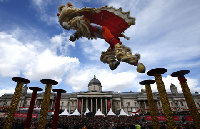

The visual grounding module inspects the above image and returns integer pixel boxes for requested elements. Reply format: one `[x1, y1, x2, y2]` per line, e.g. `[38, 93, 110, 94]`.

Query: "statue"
[57, 2, 146, 73]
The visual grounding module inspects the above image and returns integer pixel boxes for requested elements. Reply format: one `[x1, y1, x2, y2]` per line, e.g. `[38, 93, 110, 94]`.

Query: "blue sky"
[0, 0, 200, 96]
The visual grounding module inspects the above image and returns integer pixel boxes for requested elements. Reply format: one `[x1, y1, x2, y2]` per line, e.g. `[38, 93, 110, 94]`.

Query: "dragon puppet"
[57, 2, 146, 73]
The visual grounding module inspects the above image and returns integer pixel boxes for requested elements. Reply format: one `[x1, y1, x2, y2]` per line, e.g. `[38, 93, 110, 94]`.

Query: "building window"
[171, 102, 173, 106]
[134, 102, 137, 106]
[158, 102, 160, 106]
[127, 102, 130, 106]
[181, 101, 184, 106]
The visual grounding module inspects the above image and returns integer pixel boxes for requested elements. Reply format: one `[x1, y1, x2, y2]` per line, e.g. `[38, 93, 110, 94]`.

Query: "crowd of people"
[0, 116, 197, 129]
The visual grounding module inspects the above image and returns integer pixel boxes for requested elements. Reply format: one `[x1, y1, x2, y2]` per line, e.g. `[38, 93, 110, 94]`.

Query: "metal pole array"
[171, 70, 200, 129]
[3, 77, 30, 129]
[147, 68, 176, 129]
[140, 80, 160, 129]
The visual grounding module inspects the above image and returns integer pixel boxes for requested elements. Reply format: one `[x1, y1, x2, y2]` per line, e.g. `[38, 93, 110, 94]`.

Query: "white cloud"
[32, 0, 43, 8]
[50, 32, 75, 55]
[31, 0, 58, 25]
[0, 89, 15, 97]
[79, 38, 108, 60]
[65, 66, 140, 91]
[0, 32, 80, 83]
[24, 49, 79, 82]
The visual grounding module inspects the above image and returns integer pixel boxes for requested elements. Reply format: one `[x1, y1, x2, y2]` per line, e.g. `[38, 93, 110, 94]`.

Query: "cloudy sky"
[0, 0, 200, 96]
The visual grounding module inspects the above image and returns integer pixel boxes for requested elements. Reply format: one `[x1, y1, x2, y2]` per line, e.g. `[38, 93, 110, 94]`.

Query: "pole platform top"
[171, 70, 190, 77]
[147, 68, 167, 76]
[40, 79, 58, 85]
[29, 87, 43, 91]
[139, 80, 155, 85]
[52, 89, 66, 93]
[12, 77, 30, 84]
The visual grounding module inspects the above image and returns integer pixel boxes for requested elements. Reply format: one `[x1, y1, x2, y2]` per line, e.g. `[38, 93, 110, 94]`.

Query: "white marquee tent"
[107, 108, 116, 116]
[84, 108, 90, 115]
[95, 109, 104, 116]
[119, 109, 128, 116]
[59, 109, 70, 116]
[71, 109, 80, 116]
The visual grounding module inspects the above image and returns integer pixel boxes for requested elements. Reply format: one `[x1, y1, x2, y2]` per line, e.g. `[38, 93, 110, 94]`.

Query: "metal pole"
[171, 70, 200, 129]
[3, 77, 30, 129]
[147, 68, 176, 129]
[24, 87, 42, 129]
[140, 80, 160, 129]
[51, 89, 66, 129]
[38, 79, 58, 129]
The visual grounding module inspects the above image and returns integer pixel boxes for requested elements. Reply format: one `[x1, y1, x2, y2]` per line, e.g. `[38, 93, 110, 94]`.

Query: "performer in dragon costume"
[57, 2, 146, 73]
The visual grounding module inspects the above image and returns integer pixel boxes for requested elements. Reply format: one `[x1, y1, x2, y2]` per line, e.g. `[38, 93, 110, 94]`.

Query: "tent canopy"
[119, 109, 128, 116]
[107, 108, 116, 116]
[84, 108, 90, 115]
[71, 109, 80, 116]
[59, 109, 70, 116]
[95, 109, 104, 116]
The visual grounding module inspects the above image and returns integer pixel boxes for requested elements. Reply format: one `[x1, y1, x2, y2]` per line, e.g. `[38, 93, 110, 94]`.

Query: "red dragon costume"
[57, 2, 145, 73]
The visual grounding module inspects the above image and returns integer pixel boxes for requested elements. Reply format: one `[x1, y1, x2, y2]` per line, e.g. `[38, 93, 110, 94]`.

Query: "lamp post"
[24, 87, 43, 129]
[171, 70, 200, 129]
[147, 68, 176, 129]
[3, 77, 30, 129]
[51, 89, 66, 129]
[140, 80, 160, 129]
[38, 79, 58, 129]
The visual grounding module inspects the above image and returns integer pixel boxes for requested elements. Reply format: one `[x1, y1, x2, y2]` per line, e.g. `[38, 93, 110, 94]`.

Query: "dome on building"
[88, 75, 102, 87]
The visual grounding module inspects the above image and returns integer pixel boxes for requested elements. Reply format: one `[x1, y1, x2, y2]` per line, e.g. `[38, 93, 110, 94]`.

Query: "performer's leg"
[100, 48, 120, 70]
[102, 26, 145, 73]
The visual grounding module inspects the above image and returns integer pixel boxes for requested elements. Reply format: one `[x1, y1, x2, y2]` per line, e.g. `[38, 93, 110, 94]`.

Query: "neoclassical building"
[0, 76, 200, 115]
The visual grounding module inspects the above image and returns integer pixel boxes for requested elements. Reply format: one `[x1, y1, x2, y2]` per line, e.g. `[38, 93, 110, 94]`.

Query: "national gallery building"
[0, 76, 200, 115]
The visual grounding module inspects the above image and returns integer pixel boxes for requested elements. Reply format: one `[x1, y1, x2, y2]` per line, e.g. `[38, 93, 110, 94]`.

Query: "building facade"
[0, 76, 200, 115]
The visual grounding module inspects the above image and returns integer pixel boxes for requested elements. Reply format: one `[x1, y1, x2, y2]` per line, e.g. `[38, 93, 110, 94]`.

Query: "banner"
[184, 116, 193, 121]
[78, 99, 82, 111]
[135, 116, 140, 120]
[1, 113, 37, 118]
[173, 116, 180, 121]
[15, 113, 37, 118]
[145, 116, 180, 121]
[107, 99, 110, 111]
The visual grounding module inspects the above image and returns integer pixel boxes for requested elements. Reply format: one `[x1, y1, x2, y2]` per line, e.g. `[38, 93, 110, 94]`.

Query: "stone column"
[24, 87, 42, 129]
[171, 70, 200, 129]
[91, 98, 93, 112]
[140, 80, 160, 129]
[147, 68, 176, 129]
[96, 98, 97, 112]
[77, 98, 78, 109]
[51, 89, 66, 129]
[38, 79, 58, 129]
[69, 102, 71, 113]
[120, 100, 122, 109]
[110, 98, 112, 109]
[3, 77, 30, 129]
[101, 98, 102, 112]
[105, 98, 107, 113]
[86, 98, 88, 110]
[81, 98, 83, 115]
[144, 101, 147, 113]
